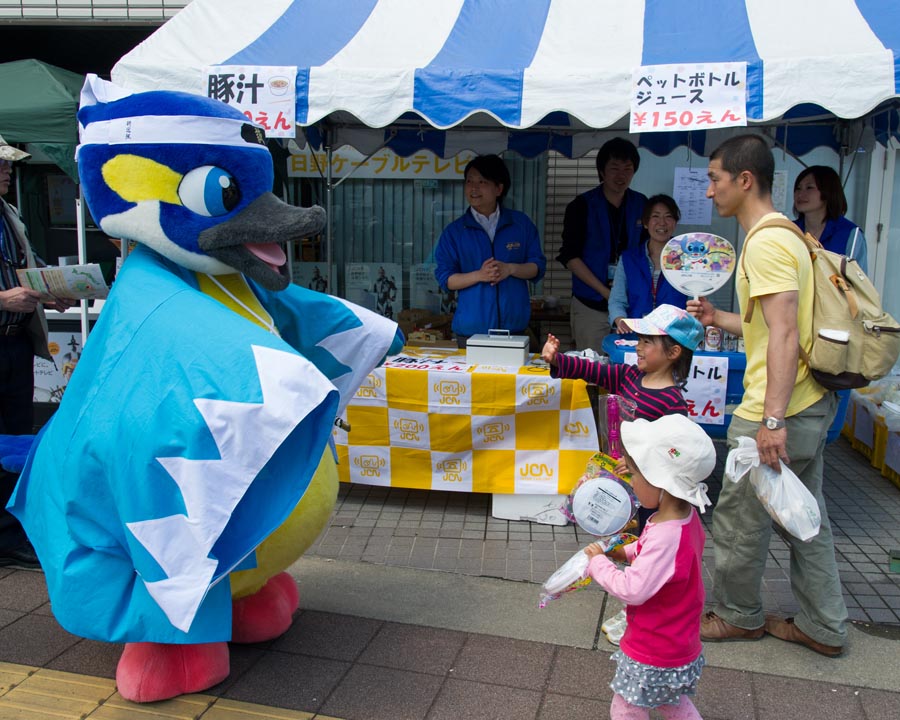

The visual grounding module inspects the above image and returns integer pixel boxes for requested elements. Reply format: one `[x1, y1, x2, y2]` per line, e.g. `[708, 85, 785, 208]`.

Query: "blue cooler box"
[601, 334, 846, 442]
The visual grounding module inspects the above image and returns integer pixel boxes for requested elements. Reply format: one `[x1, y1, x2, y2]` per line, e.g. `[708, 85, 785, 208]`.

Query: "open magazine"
[16, 264, 109, 301]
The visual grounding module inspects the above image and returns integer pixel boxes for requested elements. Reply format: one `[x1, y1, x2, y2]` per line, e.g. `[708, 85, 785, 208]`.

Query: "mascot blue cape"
[10, 76, 403, 649]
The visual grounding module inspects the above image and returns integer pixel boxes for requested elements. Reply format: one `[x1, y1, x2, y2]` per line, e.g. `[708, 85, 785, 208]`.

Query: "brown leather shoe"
[764, 615, 843, 657]
[700, 611, 765, 641]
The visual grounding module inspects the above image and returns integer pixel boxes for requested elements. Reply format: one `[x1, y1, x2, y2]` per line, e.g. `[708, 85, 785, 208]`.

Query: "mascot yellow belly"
[231, 448, 337, 600]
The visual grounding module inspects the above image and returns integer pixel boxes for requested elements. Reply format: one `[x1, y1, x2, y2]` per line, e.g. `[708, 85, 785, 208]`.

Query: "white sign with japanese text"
[288, 147, 474, 180]
[625, 352, 728, 426]
[630, 62, 747, 134]
[204, 65, 297, 138]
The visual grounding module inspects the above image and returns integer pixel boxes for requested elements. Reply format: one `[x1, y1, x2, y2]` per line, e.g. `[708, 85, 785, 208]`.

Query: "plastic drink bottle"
[607, 396, 623, 459]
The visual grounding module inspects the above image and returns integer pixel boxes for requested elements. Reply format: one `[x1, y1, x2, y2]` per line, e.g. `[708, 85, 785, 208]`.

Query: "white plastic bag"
[725, 436, 821, 542]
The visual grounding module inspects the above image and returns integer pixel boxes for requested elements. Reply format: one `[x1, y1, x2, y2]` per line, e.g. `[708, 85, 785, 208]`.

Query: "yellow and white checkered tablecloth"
[333, 348, 599, 494]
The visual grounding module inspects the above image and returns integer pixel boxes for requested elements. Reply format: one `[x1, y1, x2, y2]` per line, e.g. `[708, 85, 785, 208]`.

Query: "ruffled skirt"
[609, 650, 705, 708]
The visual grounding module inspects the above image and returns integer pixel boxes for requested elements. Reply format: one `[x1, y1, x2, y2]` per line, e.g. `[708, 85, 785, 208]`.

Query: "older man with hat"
[0, 134, 70, 568]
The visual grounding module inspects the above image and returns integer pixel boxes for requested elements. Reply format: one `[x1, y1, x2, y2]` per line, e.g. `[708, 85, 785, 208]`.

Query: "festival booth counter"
[331, 346, 600, 516]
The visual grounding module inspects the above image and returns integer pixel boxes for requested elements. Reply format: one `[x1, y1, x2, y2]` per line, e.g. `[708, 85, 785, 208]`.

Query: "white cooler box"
[466, 330, 530, 366]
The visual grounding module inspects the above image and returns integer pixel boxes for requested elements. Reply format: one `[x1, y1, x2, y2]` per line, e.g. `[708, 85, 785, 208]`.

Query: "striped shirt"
[551, 355, 687, 420]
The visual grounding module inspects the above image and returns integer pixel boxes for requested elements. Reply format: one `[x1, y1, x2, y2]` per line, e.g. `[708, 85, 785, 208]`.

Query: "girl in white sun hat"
[584, 413, 715, 720]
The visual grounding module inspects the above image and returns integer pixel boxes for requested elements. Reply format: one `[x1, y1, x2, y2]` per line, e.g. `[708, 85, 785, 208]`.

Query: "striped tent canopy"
[113, 0, 900, 158]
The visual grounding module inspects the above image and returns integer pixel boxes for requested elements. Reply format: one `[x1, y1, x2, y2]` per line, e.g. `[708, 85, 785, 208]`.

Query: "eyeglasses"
[0, 160, 11, 171]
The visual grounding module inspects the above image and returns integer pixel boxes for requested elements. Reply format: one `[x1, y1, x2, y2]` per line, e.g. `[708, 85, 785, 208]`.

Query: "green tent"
[0, 59, 83, 179]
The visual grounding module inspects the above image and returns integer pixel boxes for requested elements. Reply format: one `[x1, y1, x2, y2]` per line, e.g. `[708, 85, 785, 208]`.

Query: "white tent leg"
[326, 140, 333, 292]
[75, 193, 89, 346]
[864, 139, 896, 295]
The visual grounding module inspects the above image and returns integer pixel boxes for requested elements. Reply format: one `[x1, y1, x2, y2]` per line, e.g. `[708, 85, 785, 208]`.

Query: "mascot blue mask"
[76, 76, 323, 291]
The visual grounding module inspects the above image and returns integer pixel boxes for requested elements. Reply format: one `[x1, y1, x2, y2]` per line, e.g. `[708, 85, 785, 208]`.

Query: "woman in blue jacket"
[434, 154, 546, 346]
[794, 165, 868, 272]
[608, 195, 689, 333]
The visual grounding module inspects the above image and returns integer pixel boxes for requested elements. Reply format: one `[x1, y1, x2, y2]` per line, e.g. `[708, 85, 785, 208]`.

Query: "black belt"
[0, 324, 24, 336]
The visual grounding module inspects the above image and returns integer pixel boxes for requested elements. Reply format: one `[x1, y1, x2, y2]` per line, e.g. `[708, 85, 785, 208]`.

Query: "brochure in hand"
[16, 264, 109, 302]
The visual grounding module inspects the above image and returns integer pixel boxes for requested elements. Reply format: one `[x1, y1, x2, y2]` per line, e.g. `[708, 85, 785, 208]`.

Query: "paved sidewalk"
[0, 436, 896, 719]
[310, 436, 900, 625]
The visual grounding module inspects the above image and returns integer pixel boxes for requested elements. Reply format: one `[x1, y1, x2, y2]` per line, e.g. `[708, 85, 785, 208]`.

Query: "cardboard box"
[407, 330, 458, 349]
[466, 331, 529, 366]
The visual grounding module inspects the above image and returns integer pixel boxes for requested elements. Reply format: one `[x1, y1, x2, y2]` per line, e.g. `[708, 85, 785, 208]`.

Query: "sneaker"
[0, 540, 40, 570]
[602, 609, 627, 646]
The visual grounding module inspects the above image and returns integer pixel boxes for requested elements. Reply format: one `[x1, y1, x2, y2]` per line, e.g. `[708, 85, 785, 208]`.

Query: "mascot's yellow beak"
[102, 155, 183, 206]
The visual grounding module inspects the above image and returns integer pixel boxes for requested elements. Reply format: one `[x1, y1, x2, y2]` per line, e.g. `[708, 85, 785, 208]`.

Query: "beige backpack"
[741, 217, 900, 391]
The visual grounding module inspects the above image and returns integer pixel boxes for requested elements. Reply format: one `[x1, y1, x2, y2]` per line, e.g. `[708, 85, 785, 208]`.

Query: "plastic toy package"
[538, 533, 638, 608]
[559, 452, 638, 537]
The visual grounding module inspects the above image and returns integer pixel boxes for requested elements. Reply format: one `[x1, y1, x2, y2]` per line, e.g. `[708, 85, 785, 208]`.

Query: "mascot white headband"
[77, 73, 268, 150]
[79, 115, 269, 149]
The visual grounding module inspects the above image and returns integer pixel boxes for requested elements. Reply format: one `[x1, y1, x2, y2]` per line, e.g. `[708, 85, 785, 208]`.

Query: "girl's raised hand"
[541, 333, 560, 365]
[583, 542, 604, 558]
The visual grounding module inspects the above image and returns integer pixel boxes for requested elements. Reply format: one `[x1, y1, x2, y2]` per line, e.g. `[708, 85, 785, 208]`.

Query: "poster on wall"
[772, 170, 788, 213]
[673, 167, 712, 225]
[345, 263, 403, 320]
[409, 263, 442, 314]
[34, 331, 83, 403]
[291, 262, 334, 295]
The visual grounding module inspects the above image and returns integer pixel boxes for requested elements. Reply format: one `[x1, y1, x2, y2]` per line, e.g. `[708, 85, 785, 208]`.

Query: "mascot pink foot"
[116, 642, 230, 703]
[115, 573, 298, 702]
[231, 572, 300, 644]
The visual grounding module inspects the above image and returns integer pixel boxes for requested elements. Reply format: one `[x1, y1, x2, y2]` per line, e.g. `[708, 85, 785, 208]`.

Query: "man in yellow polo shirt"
[688, 134, 846, 658]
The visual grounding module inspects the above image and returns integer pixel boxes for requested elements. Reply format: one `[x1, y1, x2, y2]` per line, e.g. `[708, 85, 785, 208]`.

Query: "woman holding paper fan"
[793, 165, 867, 272]
[608, 195, 690, 334]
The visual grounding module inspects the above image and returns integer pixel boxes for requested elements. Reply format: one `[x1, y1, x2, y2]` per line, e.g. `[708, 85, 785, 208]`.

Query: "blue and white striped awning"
[113, 0, 900, 154]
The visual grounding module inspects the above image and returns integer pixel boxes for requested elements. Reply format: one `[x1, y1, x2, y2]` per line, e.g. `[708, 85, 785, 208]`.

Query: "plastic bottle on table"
[607, 396, 623, 460]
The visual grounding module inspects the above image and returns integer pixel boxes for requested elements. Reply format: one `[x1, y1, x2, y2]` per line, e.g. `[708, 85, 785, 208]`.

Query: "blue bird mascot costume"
[9, 76, 403, 703]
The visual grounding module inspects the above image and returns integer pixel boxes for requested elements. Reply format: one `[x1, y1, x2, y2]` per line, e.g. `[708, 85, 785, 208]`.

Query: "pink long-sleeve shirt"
[588, 508, 705, 667]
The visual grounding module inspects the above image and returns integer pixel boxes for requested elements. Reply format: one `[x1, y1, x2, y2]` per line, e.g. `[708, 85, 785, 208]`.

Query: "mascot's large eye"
[178, 166, 240, 217]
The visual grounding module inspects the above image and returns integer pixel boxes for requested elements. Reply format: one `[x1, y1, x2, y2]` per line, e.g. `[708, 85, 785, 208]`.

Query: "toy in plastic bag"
[571, 475, 637, 536]
[538, 534, 639, 608]
[538, 549, 590, 608]
[559, 452, 636, 522]
[725, 436, 821, 542]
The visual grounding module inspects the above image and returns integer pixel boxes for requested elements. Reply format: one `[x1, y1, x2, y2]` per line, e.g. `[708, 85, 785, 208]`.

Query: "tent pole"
[282, 139, 294, 284]
[325, 130, 333, 292]
[75, 189, 89, 345]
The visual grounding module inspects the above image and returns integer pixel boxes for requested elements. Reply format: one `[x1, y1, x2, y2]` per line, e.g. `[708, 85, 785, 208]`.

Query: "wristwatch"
[762, 416, 786, 430]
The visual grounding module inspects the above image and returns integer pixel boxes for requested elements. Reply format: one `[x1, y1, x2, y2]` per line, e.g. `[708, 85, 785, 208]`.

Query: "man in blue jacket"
[434, 154, 546, 347]
[557, 138, 646, 352]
